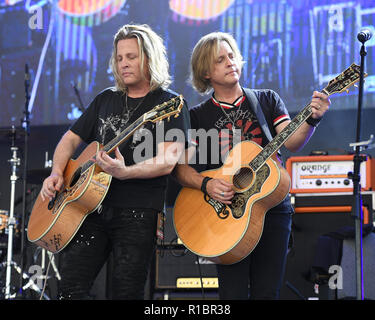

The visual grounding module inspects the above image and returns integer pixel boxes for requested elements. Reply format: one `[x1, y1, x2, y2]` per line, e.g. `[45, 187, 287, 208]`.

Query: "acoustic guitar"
[173, 63, 365, 265]
[27, 95, 184, 253]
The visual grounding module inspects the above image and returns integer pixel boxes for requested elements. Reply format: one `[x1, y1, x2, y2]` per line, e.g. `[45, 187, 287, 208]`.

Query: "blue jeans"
[57, 205, 158, 300]
[216, 208, 292, 300]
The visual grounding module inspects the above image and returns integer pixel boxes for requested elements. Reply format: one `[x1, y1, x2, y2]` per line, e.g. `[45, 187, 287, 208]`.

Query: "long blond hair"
[110, 24, 171, 93]
[190, 32, 244, 94]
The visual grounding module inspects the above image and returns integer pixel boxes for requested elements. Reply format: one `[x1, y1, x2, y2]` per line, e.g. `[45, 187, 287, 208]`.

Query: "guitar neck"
[249, 90, 327, 172]
[81, 115, 146, 173]
[103, 115, 146, 153]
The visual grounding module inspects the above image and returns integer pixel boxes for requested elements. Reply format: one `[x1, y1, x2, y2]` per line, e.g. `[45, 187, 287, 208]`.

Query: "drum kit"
[0, 128, 60, 300]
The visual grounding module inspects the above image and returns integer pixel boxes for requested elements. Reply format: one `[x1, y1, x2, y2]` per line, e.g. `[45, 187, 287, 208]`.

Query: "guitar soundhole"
[70, 167, 82, 187]
[233, 167, 254, 190]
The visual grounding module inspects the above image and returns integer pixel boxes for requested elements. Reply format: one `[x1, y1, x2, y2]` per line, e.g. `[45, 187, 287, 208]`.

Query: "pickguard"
[203, 164, 271, 219]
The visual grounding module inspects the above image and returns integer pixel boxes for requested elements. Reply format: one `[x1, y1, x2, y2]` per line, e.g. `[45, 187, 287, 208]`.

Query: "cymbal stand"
[4, 127, 20, 299]
[1, 261, 50, 300]
[2, 134, 51, 299]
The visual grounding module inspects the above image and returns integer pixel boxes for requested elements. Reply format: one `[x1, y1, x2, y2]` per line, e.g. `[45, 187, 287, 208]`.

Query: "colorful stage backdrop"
[0, 0, 374, 127]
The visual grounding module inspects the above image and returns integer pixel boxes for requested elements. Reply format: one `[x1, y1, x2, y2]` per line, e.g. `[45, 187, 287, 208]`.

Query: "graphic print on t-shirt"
[98, 114, 128, 145]
[214, 107, 265, 160]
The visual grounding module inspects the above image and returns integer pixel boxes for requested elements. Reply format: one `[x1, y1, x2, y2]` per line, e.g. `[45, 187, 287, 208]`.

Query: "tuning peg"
[167, 116, 171, 122]
[354, 84, 358, 88]
[174, 114, 179, 118]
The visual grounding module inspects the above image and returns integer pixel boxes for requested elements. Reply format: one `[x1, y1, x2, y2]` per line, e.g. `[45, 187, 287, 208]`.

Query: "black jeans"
[216, 209, 292, 300]
[57, 205, 158, 300]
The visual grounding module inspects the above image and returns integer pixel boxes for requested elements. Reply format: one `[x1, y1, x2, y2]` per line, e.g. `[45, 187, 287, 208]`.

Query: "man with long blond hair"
[40, 24, 189, 299]
[174, 32, 331, 299]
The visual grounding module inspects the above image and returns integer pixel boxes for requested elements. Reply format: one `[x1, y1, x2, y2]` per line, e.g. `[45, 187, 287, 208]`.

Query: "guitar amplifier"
[154, 207, 218, 290]
[290, 191, 375, 225]
[286, 155, 375, 194]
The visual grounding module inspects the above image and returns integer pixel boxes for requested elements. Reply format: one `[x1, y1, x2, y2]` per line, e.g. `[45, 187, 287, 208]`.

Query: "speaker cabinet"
[280, 193, 374, 300]
[155, 249, 218, 289]
[154, 207, 218, 291]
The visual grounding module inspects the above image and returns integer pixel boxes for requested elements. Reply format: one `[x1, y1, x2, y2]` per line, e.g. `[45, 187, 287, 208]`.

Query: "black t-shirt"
[70, 87, 190, 211]
[190, 88, 290, 171]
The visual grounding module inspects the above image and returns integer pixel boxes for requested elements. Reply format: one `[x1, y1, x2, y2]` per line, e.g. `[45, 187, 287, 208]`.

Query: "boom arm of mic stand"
[71, 82, 86, 113]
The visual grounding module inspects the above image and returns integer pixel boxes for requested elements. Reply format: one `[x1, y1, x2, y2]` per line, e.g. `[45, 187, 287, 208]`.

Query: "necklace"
[213, 94, 245, 137]
[123, 92, 148, 122]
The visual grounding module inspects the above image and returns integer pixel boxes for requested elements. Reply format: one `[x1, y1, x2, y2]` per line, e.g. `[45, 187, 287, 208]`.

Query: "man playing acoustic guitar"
[38, 24, 189, 299]
[173, 32, 330, 300]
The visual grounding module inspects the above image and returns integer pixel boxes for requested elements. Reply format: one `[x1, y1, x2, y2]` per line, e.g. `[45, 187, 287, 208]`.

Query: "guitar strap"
[243, 88, 282, 157]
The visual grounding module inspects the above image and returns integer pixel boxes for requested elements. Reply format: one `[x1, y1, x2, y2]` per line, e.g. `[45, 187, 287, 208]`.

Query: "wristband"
[306, 116, 321, 127]
[200, 177, 212, 195]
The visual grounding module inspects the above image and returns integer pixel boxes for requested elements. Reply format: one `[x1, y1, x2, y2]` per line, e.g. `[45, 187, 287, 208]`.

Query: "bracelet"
[306, 116, 321, 127]
[200, 177, 212, 195]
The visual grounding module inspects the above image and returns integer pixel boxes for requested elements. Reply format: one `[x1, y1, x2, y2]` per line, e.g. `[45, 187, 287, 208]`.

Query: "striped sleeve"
[269, 90, 291, 128]
[273, 114, 290, 127]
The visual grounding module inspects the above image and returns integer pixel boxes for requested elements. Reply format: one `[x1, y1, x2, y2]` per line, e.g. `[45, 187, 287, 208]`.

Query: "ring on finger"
[220, 191, 225, 197]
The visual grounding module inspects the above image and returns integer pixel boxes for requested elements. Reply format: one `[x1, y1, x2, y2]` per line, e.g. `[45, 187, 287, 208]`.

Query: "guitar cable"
[39, 258, 52, 300]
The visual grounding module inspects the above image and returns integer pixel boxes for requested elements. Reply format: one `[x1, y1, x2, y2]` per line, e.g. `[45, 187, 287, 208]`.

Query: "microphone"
[357, 29, 372, 43]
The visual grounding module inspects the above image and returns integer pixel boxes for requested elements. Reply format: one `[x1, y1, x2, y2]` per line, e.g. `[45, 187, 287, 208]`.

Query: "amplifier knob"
[316, 179, 322, 186]
[344, 179, 350, 186]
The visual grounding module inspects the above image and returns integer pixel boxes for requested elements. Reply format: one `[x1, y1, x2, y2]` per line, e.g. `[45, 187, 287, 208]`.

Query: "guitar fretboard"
[249, 89, 327, 172]
[249, 63, 362, 171]
[80, 115, 145, 173]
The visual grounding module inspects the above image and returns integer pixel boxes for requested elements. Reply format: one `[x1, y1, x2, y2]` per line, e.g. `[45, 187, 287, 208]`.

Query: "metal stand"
[17, 64, 31, 297]
[33, 246, 61, 283]
[4, 128, 20, 299]
[2, 127, 49, 299]
[1, 261, 50, 300]
[348, 31, 373, 300]
[349, 135, 374, 301]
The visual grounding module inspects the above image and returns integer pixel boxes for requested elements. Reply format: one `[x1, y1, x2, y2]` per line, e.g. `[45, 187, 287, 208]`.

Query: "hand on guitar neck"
[93, 147, 126, 179]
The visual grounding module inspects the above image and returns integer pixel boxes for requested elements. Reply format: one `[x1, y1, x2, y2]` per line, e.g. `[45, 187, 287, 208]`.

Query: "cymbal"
[27, 168, 51, 184]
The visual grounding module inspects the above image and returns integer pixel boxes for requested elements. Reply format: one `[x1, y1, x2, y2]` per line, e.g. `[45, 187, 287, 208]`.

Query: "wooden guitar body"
[27, 141, 112, 253]
[173, 141, 291, 264]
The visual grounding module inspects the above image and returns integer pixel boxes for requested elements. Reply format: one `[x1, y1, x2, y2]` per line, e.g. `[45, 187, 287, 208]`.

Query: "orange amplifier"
[290, 192, 374, 225]
[286, 154, 375, 194]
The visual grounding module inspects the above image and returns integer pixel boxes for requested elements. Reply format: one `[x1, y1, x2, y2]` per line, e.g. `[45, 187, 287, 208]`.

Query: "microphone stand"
[348, 36, 368, 301]
[71, 81, 86, 113]
[17, 64, 31, 298]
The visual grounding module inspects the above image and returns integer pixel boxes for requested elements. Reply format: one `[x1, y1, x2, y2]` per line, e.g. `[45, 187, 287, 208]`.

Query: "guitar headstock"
[323, 63, 368, 96]
[145, 95, 184, 123]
